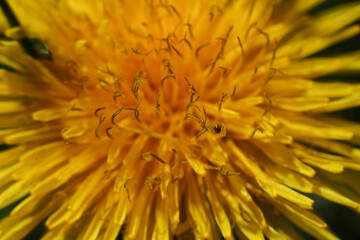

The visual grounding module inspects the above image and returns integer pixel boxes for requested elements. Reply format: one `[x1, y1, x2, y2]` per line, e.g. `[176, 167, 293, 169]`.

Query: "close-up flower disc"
[0, 0, 360, 239]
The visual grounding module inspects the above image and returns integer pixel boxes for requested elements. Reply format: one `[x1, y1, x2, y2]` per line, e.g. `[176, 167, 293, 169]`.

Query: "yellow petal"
[272, 96, 329, 112]
[231, 207, 265, 240]
[188, 175, 211, 238]
[311, 175, 360, 210]
[124, 187, 153, 239]
[273, 199, 326, 228]
[0, 179, 34, 209]
[0, 194, 62, 240]
[274, 183, 314, 209]
[179, 144, 206, 176]
[305, 82, 355, 98]
[0, 145, 26, 168]
[151, 195, 170, 240]
[32, 107, 67, 121]
[262, 206, 304, 240]
[226, 177, 266, 227]
[255, 141, 315, 177]
[280, 206, 339, 240]
[168, 178, 181, 225]
[278, 117, 353, 140]
[312, 95, 360, 113]
[265, 164, 313, 193]
[281, 54, 360, 78]
[205, 176, 232, 239]
[114, 187, 131, 226]
[0, 100, 27, 113]
[5, 126, 61, 145]
[303, 2, 360, 36]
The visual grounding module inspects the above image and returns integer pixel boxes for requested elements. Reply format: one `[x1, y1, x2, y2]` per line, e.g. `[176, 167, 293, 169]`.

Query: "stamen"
[166, 148, 187, 193]
[225, 25, 233, 39]
[196, 123, 217, 139]
[98, 78, 111, 92]
[195, 43, 210, 58]
[184, 77, 201, 112]
[139, 151, 166, 164]
[95, 114, 106, 138]
[184, 77, 198, 94]
[172, 148, 180, 163]
[263, 93, 272, 116]
[125, 107, 142, 125]
[218, 92, 228, 111]
[184, 112, 202, 125]
[255, 27, 270, 45]
[162, 59, 174, 75]
[131, 48, 153, 64]
[171, 148, 187, 164]
[208, 25, 233, 75]
[144, 177, 162, 190]
[208, 165, 240, 178]
[247, 0, 256, 20]
[219, 166, 240, 177]
[245, 22, 257, 40]
[113, 90, 125, 103]
[125, 97, 143, 125]
[166, 35, 173, 54]
[270, 41, 278, 67]
[203, 106, 208, 123]
[181, 32, 193, 49]
[250, 125, 263, 138]
[111, 107, 124, 124]
[94, 63, 116, 76]
[230, 84, 239, 99]
[186, 95, 200, 112]
[132, 71, 147, 100]
[70, 103, 82, 112]
[104, 169, 115, 179]
[139, 152, 148, 161]
[67, 60, 78, 73]
[209, 5, 223, 22]
[219, 66, 231, 77]
[154, 94, 161, 116]
[115, 124, 196, 147]
[95, 106, 107, 118]
[161, 74, 176, 90]
[166, 175, 180, 193]
[113, 77, 123, 90]
[106, 125, 114, 139]
[184, 107, 217, 138]
[263, 68, 277, 86]
[169, 5, 181, 20]
[150, 152, 166, 164]
[237, 36, 245, 57]
[63, 102, 82, 120]
[184, 22, 194, 39]
[171, 45, 184, 58]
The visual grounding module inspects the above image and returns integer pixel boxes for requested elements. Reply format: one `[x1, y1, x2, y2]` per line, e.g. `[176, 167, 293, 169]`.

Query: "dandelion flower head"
[0, 0, 360, 239]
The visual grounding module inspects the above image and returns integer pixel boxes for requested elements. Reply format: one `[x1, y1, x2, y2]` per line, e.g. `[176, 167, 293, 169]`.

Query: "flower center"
[60, 15, 237, 144]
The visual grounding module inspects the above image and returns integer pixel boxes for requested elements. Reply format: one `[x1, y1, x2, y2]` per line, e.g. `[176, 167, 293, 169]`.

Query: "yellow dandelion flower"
[0, 0, 360, 239]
